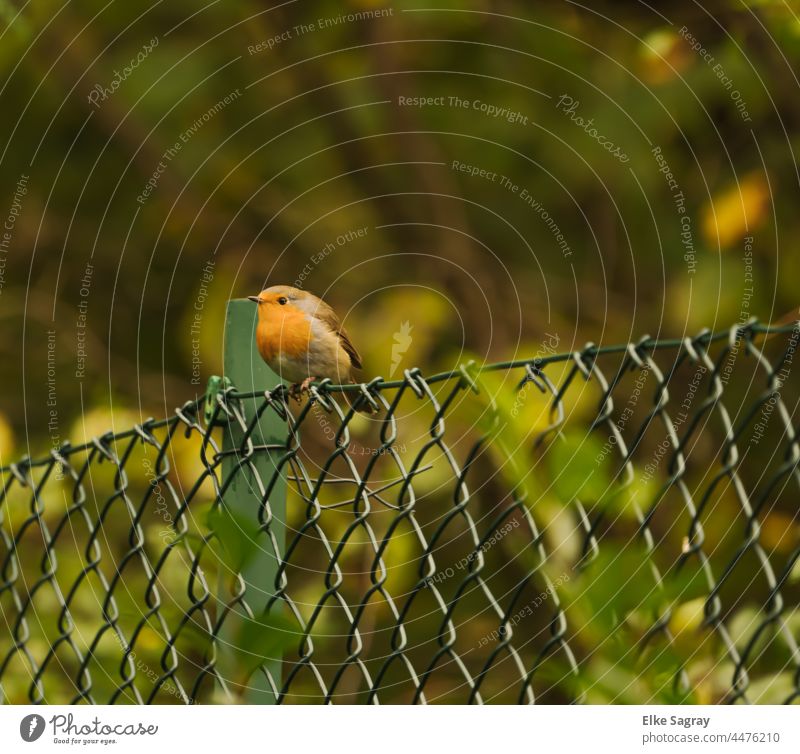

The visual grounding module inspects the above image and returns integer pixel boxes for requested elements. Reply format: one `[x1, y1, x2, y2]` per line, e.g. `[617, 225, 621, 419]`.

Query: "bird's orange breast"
[255, 304, 313, 362]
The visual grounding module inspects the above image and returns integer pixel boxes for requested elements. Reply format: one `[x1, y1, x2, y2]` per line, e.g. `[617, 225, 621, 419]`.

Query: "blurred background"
[0, 0, 796, 453]
[1, 0, 799, 706]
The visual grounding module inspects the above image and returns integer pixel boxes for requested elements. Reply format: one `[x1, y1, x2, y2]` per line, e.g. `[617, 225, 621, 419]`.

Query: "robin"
[248, 285, 375, 411]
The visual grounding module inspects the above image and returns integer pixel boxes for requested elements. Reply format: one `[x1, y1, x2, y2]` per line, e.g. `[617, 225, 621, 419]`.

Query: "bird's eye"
[278, 297, 288, 305]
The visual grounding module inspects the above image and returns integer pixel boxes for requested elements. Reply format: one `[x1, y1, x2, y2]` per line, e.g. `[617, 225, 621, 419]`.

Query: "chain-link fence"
[2, 317, 799, 704]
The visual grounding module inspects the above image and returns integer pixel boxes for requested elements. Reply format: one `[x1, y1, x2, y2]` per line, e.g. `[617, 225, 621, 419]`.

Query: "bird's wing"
[316, 301, 363, 370]
[337, 327, 362, 370]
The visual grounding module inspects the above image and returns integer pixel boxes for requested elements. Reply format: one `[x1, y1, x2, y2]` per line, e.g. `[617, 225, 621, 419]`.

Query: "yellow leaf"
[702, 174, 769, 249]
[0, 412, 14, 465]
[669, 597, 706, 638]
[639, 30, 692, 84]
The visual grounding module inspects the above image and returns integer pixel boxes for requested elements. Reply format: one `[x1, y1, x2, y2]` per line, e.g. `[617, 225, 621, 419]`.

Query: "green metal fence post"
[219, 298, 287, 703]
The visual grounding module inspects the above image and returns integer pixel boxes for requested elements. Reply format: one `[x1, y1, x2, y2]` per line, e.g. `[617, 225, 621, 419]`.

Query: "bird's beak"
[247, 296, 261, 303]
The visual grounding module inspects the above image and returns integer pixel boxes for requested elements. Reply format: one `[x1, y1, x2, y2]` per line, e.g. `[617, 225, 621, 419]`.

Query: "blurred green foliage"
[0, 0, 797, 455]
[1, 0, 799, 704]
[468, 349, 800, 703]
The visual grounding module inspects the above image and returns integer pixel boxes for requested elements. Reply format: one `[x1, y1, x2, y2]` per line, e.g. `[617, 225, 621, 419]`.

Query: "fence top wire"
[230, 319, 792, 398]
[2, 317, 799, 705]
[1, 318, 791, 476]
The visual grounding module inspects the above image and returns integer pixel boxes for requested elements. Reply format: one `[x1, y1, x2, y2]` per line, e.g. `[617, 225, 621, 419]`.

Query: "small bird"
[248, 285, 374, 410]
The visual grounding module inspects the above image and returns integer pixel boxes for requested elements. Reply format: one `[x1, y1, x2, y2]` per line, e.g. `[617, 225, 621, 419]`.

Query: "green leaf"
[548, 431, 612, 503]
[207, 505, 262, 573]
[467, 362, 535, 500]
[565, 543, 664, 635]
[231, 612, 297, 677]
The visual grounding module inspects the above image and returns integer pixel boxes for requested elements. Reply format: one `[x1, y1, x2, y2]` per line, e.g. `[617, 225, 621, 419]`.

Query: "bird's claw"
[287, 377, 320, 403]
[299, 376, 319, 393]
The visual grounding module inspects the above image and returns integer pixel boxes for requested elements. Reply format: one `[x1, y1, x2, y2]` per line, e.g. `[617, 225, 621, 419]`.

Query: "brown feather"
[315, 299, 362, 370]
[337, 328, 362, 370]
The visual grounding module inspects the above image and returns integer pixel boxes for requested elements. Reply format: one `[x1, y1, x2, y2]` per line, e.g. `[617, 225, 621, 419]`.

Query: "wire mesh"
[1, 319, 799, 704]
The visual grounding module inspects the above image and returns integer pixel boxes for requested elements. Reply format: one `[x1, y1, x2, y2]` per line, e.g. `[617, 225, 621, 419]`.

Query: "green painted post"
[219, 298, 287, 703]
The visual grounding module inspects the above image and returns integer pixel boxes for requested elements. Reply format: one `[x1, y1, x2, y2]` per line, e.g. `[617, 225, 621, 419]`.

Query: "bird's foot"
[287, 377, 320, 402]
[300, 376, 320, 393]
